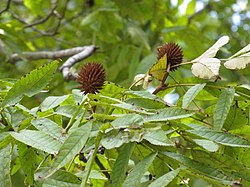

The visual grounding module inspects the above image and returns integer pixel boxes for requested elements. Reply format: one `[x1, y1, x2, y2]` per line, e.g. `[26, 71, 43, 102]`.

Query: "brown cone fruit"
[157, 42, 183, 71]
[77, 62, 106, 94]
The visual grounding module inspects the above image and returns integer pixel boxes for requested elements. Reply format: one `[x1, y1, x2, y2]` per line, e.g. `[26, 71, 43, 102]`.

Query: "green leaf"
[186, 0, 196, 15]
[182, 83, 206, 109]
[112, 103, 153, 114]
[125, 98, 166, 109]
[148, 168, 180, 187]
[72, 89, 87, 105]
[145, 108, 195, 122]
[31, 118, 66, 143]
[127, 24, 150, 51]
[0, 144, 12, 187]
[99, 81, 125, 98]
[36, 168, 81, 187]
[17, 142, 37, 186]
[143, 129, 173, 146]
[125, 90, 159, 100]
[24, 0, 43, 16]
[162, 152, 232, 185]
[92, 113, 117, 122]
[2, 60, 59, 107]
[111, 114, 144, 129]
[0, 133, 12, 149]
[11, 130, 62, 154]
[186, 124, 250, 148]
[81, 150, 94, 186]
[235, 86, 250, 100]
[111, 143, 136, 187]
[40, 95, 69, 112]
[213, 87, 235, 130]
[45, 122, 92, 178]
[193, 139, 219, 152]
[81, 132, 102, 187]
[90, 95, 154, 115]
[149, 54, 167, 81]
[55, 105, 83, 118]
[224, 106, 248, 130]
[101, 129, 143, 149]
[191, 150, 250, 182]
[123, 152, 157, 187]
[135, 54, 157, 75]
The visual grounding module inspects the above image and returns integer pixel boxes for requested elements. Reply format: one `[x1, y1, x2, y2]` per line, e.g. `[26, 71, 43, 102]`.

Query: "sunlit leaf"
[191, 58, 221, 80]
[224, 53, 250, 70]
[191, 36, 229, 80]
[192, 36, 229, 62]
[224, 44, 250, 69]
[149, 54, 167, 81]
[193, 139, 219, 152]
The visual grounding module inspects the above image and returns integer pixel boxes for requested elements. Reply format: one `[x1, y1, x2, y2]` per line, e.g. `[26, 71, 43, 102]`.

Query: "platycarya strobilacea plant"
[0, 36, 250, 187]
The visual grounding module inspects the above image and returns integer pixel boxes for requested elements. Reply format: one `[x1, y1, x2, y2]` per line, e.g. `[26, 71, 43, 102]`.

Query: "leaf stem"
[63, 99, 86, 132]
[81, 132, 103, 186]
[152, 64, 171, 94]
[171, 61, 194, 68]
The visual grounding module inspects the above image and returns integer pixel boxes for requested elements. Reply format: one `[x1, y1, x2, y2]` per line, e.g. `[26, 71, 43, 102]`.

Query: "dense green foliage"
[0, 0, 250, 187]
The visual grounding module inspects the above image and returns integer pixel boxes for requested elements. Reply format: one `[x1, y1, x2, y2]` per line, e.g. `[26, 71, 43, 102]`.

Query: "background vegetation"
[0, 0, 250, 186]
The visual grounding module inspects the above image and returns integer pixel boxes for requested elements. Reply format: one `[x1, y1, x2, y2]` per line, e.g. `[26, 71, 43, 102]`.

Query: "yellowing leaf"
[149, 54, 167, 81]
[191, 58, 221, 80]
[192, 36, 229, 62]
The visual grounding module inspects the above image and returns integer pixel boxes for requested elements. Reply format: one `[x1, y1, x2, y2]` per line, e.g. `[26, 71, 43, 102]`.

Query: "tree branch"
[152, 63, 171, 95]
[188, 3, 212, 24]
[10, 0, 69, 37]
[23, 5, 58, 28]
[8, 45, 98, 80]
[59, 45, 98, 80]
[8, 46, 95, 63]
[0, 0, 11, 15]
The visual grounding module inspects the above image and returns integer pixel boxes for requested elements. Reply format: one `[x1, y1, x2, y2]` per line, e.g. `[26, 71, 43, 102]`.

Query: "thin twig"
[24, 5, 57, 28]
[95, 156, 110, 179]
[10, 1, 66, 37]
[188, 3, 212, 24]
[0, 0, 11, 15]
[152, 63, 171, 94]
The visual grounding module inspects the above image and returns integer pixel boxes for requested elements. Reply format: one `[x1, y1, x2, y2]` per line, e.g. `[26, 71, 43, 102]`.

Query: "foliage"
[0, 0, 250, 187]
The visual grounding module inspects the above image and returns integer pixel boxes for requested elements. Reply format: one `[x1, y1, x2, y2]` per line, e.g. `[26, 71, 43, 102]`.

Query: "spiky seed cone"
[157, 42, 183, 71]
[77, 62, 106, 94]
